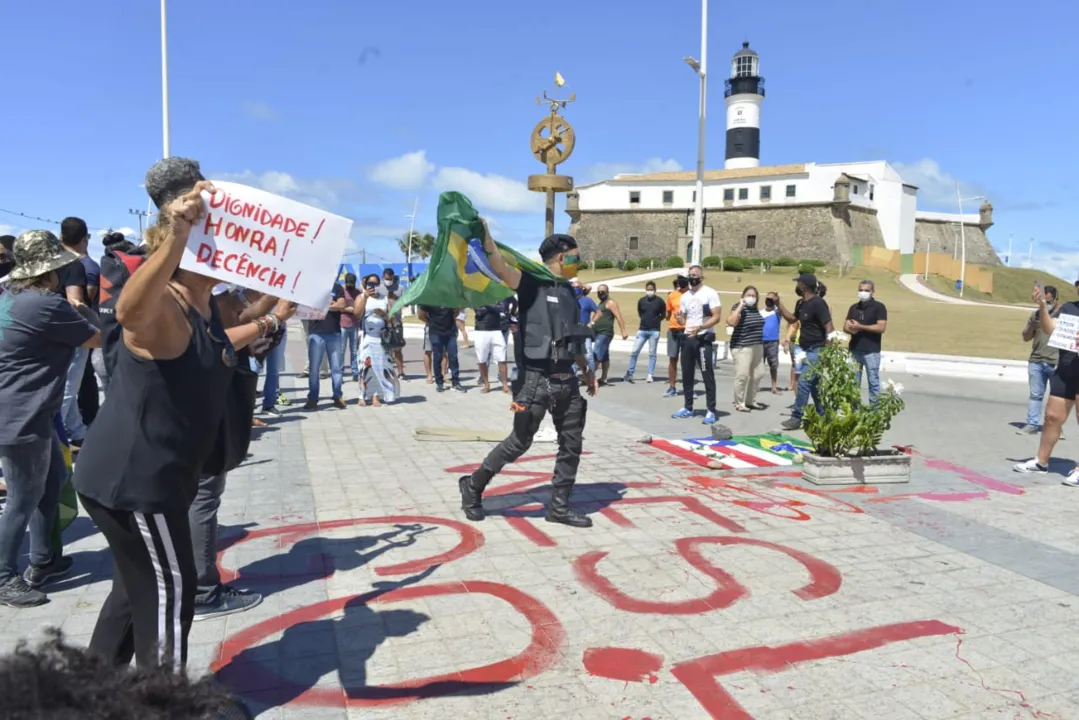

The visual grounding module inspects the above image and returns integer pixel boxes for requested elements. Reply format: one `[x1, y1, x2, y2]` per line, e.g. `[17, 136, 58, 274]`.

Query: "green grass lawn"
[923, 266, 1078, 306]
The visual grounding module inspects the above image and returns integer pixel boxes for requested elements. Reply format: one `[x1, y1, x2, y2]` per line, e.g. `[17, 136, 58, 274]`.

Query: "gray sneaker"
[193, 585, 263, 621]
[780, 417, 802, 432]
[23, 555, 74, 589]
[0, 577, 47, 608]
[1015, 424, 1040, 435]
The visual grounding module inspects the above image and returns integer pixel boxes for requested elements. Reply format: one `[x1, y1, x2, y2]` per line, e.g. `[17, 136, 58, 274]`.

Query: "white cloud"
[893, 158, 988, 209]
[0, 224, 17, 237]
[1029, 253, 1079, 284]
[367, 151, 435, 191]
[215, 170, 344, 210]
[94, 226, 137, 238]
[583, 157, 684, 183]
[432, 167, 543, 213]
[242, 101, 277, 121]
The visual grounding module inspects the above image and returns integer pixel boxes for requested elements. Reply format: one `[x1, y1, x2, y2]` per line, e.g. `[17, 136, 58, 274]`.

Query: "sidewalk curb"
[399, 326, 1027, 384]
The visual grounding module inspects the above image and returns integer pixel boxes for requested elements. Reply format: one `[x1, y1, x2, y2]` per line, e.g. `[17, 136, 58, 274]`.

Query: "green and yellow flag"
[394, 192, 555, 312]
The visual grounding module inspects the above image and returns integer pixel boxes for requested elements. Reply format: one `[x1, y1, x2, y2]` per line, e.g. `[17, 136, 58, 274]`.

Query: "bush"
[623, 259, 638, 271]
[724, 258, 748, 272]
[594, 259, 614, 270]
[701, 255, 721, 268]
[723, 255, 749, 266]
[773, 257, 798, 267]
[804, 259, 827, 268]
[665, 256, 685, 268]
[797, 262, 817, 275]
[803, 343, 905, 457]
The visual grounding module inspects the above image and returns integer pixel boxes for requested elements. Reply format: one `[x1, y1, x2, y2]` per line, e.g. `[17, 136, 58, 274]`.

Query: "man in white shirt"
[671, 265, 722, 424]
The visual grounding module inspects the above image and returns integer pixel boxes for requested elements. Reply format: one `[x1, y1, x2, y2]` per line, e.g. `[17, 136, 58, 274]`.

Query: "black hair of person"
[0, 629, 252, 719]
[538, 233, 578, 262]
[60, 217, 88, 248]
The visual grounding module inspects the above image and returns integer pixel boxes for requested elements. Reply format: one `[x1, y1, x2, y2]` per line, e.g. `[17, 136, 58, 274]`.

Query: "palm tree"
[397, 231, 436, 261]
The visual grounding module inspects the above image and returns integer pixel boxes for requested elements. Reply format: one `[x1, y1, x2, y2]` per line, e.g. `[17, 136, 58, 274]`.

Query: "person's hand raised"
[272, 299, 298, 322]
[165, 181, 216, 238]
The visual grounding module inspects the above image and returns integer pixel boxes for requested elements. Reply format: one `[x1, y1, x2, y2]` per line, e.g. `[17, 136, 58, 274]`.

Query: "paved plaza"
[3, 339, 1079, 719]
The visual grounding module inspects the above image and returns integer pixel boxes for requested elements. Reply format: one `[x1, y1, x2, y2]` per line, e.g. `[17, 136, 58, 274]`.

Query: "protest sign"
[180, 181, 353, 308]
[294, 304, 327, 321]
[1048, 312, 1079, 353]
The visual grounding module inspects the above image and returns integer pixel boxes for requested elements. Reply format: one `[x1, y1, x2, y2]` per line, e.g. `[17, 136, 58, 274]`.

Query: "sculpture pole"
[528, 77, 576, 237]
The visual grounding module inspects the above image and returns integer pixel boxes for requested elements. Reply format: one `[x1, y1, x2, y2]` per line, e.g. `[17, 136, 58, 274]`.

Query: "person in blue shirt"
[571, 278, 598, 373]
[761, 295, 782, 393]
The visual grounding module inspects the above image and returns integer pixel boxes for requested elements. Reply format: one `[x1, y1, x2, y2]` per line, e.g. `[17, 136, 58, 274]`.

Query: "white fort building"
[566, 42, 998, 271]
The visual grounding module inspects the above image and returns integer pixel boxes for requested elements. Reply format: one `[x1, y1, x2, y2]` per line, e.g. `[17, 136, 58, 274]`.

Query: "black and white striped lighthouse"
[724, 42, 765, 170]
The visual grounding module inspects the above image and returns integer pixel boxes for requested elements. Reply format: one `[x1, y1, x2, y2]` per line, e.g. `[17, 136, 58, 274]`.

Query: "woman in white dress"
[353, 274, 400, 406]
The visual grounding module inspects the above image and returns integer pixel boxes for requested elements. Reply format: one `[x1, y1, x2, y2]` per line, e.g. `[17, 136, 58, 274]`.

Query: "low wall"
[851, 247, 993, 293]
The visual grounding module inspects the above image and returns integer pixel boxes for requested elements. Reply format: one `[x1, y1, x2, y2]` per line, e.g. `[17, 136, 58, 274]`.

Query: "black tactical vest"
[522, 280, 585, 365]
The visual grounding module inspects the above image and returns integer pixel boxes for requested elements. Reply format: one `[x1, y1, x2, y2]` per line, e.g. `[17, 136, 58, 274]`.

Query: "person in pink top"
[339, 273, 361, 381]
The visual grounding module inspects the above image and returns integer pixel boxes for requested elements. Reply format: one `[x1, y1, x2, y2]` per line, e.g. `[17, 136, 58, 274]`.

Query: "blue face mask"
[573, 288, 583, 298]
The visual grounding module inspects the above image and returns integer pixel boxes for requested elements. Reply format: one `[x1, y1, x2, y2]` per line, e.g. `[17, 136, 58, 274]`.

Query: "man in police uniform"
[458, 222, 597, 528]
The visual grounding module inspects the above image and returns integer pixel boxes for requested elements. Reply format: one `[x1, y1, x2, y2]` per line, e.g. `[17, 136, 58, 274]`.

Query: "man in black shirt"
[56, 217, 94, 446]
[845, 280, 888, 403]
[458, 225, 596, 528]
[771, 273, 834, 431]
[303, 283, 348, 410]
[419, 305, 463, 392]
[624, 281, 665, 383]
[1014, 287, 1079, 486]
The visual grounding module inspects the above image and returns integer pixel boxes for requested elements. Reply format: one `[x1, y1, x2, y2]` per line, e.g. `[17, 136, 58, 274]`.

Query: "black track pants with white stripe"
[80, 494, 196, 671]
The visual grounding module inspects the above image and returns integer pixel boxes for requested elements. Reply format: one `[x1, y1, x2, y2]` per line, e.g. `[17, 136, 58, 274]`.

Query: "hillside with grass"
[923, 266, 1078, 306]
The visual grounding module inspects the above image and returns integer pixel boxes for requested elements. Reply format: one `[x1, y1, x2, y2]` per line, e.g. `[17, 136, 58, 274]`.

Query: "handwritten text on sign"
[1048, 312, 1079, 353]
[180, 181, 353, 308]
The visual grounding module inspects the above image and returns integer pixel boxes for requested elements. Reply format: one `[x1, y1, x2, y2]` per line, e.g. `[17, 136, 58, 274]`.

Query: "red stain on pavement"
[573, 535, 840, 614]
[213, 580, 564, 709]
[215, 515, 484, 583]
[924, 459, 1025, 496]
[868, 490, 990, 504]
[670, 620, 960, 719]
[583, 647, 664, 684]
[951, 632, 1058, 718]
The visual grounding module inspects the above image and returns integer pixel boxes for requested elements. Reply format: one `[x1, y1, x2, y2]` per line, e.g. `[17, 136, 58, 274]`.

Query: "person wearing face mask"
[727, 286, 766, 412]
[1017, 284, 1059, 435]
[624, 281, 665, 383]
[772, 272, 834, 431]
[844, 280, 888, 404]
[663, 276, 689, 398]
[571, 278, 598, 376]
[761, 293, 782, 393]
[339, 273, 361, 382]
[588, 284, 627, 386]
[458, 227, 597, 528]
[671, 266, 722, 424]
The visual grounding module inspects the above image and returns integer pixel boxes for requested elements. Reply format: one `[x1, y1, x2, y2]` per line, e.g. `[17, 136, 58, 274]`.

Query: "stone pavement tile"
[757, 702, 867, 720]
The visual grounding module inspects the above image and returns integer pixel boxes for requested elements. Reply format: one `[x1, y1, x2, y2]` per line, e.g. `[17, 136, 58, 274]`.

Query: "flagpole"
[160, 0, 171, 159]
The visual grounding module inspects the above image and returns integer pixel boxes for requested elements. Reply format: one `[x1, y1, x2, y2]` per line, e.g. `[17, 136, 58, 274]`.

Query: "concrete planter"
[802, 451, 911, 486]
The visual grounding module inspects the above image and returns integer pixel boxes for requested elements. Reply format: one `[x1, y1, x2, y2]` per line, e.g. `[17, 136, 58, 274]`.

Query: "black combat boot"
[459, 475, 487, 522]
[544, 485, 593, 528]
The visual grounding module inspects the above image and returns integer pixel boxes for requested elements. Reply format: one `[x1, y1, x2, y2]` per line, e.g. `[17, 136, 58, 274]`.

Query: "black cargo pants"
[470, 368, 586, 489]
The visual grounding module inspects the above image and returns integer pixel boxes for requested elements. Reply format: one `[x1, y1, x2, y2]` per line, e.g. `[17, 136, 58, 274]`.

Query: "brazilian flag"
[394, 192, 555, 312]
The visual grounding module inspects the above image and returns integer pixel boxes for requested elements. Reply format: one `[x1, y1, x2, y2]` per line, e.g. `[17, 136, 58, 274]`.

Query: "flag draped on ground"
[393, 192, 555, 312]
[650, 433, 814, 469]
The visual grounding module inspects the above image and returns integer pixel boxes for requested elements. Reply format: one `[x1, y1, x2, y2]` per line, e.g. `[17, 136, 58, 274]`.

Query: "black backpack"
[98, 246, 149, 378]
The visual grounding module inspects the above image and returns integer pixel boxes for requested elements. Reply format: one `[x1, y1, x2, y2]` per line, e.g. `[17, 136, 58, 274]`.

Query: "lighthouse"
[724, 42, 765, 169]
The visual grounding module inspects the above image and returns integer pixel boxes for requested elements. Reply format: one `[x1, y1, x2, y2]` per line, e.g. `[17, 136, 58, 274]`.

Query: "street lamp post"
[955, 180, 985, 298]
[685, 0, 707, 268]
[404, 197, 418, 282]
[160, 0, 171, 158]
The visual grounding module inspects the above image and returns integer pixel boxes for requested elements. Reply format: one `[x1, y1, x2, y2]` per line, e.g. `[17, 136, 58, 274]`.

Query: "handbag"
[380, 323, 406, 350]
[201, 354, 259, 477]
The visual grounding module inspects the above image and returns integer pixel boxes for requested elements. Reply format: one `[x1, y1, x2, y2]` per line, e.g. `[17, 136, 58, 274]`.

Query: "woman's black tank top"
[74, 291, 235, 513]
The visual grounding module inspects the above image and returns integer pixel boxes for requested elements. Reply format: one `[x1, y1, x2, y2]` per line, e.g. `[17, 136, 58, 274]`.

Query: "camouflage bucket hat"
[6, 230, 81, 281]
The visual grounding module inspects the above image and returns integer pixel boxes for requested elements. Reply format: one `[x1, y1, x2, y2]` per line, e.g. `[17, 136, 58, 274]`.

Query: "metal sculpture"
[528, 74, 576, 236]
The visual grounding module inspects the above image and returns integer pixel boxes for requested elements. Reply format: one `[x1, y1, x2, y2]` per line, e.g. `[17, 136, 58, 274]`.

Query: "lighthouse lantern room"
[724, 41, 765, 170]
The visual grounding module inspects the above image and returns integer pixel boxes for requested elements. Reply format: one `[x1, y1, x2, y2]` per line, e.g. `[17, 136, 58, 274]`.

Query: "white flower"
[886, 379, 904, 396]
[828, 330, 850, 343]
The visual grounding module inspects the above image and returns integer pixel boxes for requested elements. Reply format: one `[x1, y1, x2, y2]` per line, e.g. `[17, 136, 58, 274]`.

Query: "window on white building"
[692, 190, 697, 202]
[662, 190, 673, 205]
[852, 185, 859, 195]
[869, 185, 875, 200]
[760, 185, 771, 200]
[723, 188, 735, 201]
[628, 236, 639, 250]
[738, 188, 748, 200]
[746, 234, 756, 250]
[629, 191, 640, 205]
[785, 184, 797, 198]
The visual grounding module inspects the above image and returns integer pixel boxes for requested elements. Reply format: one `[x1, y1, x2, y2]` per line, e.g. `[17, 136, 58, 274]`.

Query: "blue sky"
[1, 0, 1076, 280]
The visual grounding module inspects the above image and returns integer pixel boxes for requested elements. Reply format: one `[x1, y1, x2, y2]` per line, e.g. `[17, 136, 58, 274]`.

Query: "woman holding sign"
[73, 158, 296, 672]
[1013, 285, 1079, 487]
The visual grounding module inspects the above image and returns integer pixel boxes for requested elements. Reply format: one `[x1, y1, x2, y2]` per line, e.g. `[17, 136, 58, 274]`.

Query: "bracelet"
[253, 317, 268, 337]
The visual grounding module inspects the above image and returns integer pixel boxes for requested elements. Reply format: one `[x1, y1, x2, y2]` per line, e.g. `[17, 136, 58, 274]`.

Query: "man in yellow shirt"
[663, 275, 689, 398]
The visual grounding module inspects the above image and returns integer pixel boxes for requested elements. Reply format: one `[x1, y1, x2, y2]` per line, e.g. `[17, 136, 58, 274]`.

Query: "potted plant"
[800, 339, 909, 485]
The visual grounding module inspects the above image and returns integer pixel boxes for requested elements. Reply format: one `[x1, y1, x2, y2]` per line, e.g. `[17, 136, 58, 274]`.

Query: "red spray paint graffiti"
[669, 620, 961, 719]
[583, 648, 664, 684]
[213, 580, 564, 709]
[572, 536, 841, 614]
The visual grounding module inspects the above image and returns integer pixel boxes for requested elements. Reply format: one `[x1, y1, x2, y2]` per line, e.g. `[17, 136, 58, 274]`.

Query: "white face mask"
[743, 296, 757, 307]
[858, 291, 871, 301]
[645, 290, 655, 297]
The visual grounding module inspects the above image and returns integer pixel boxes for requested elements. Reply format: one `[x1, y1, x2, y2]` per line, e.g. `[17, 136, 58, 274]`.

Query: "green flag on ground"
[393, 192, 555, 312]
